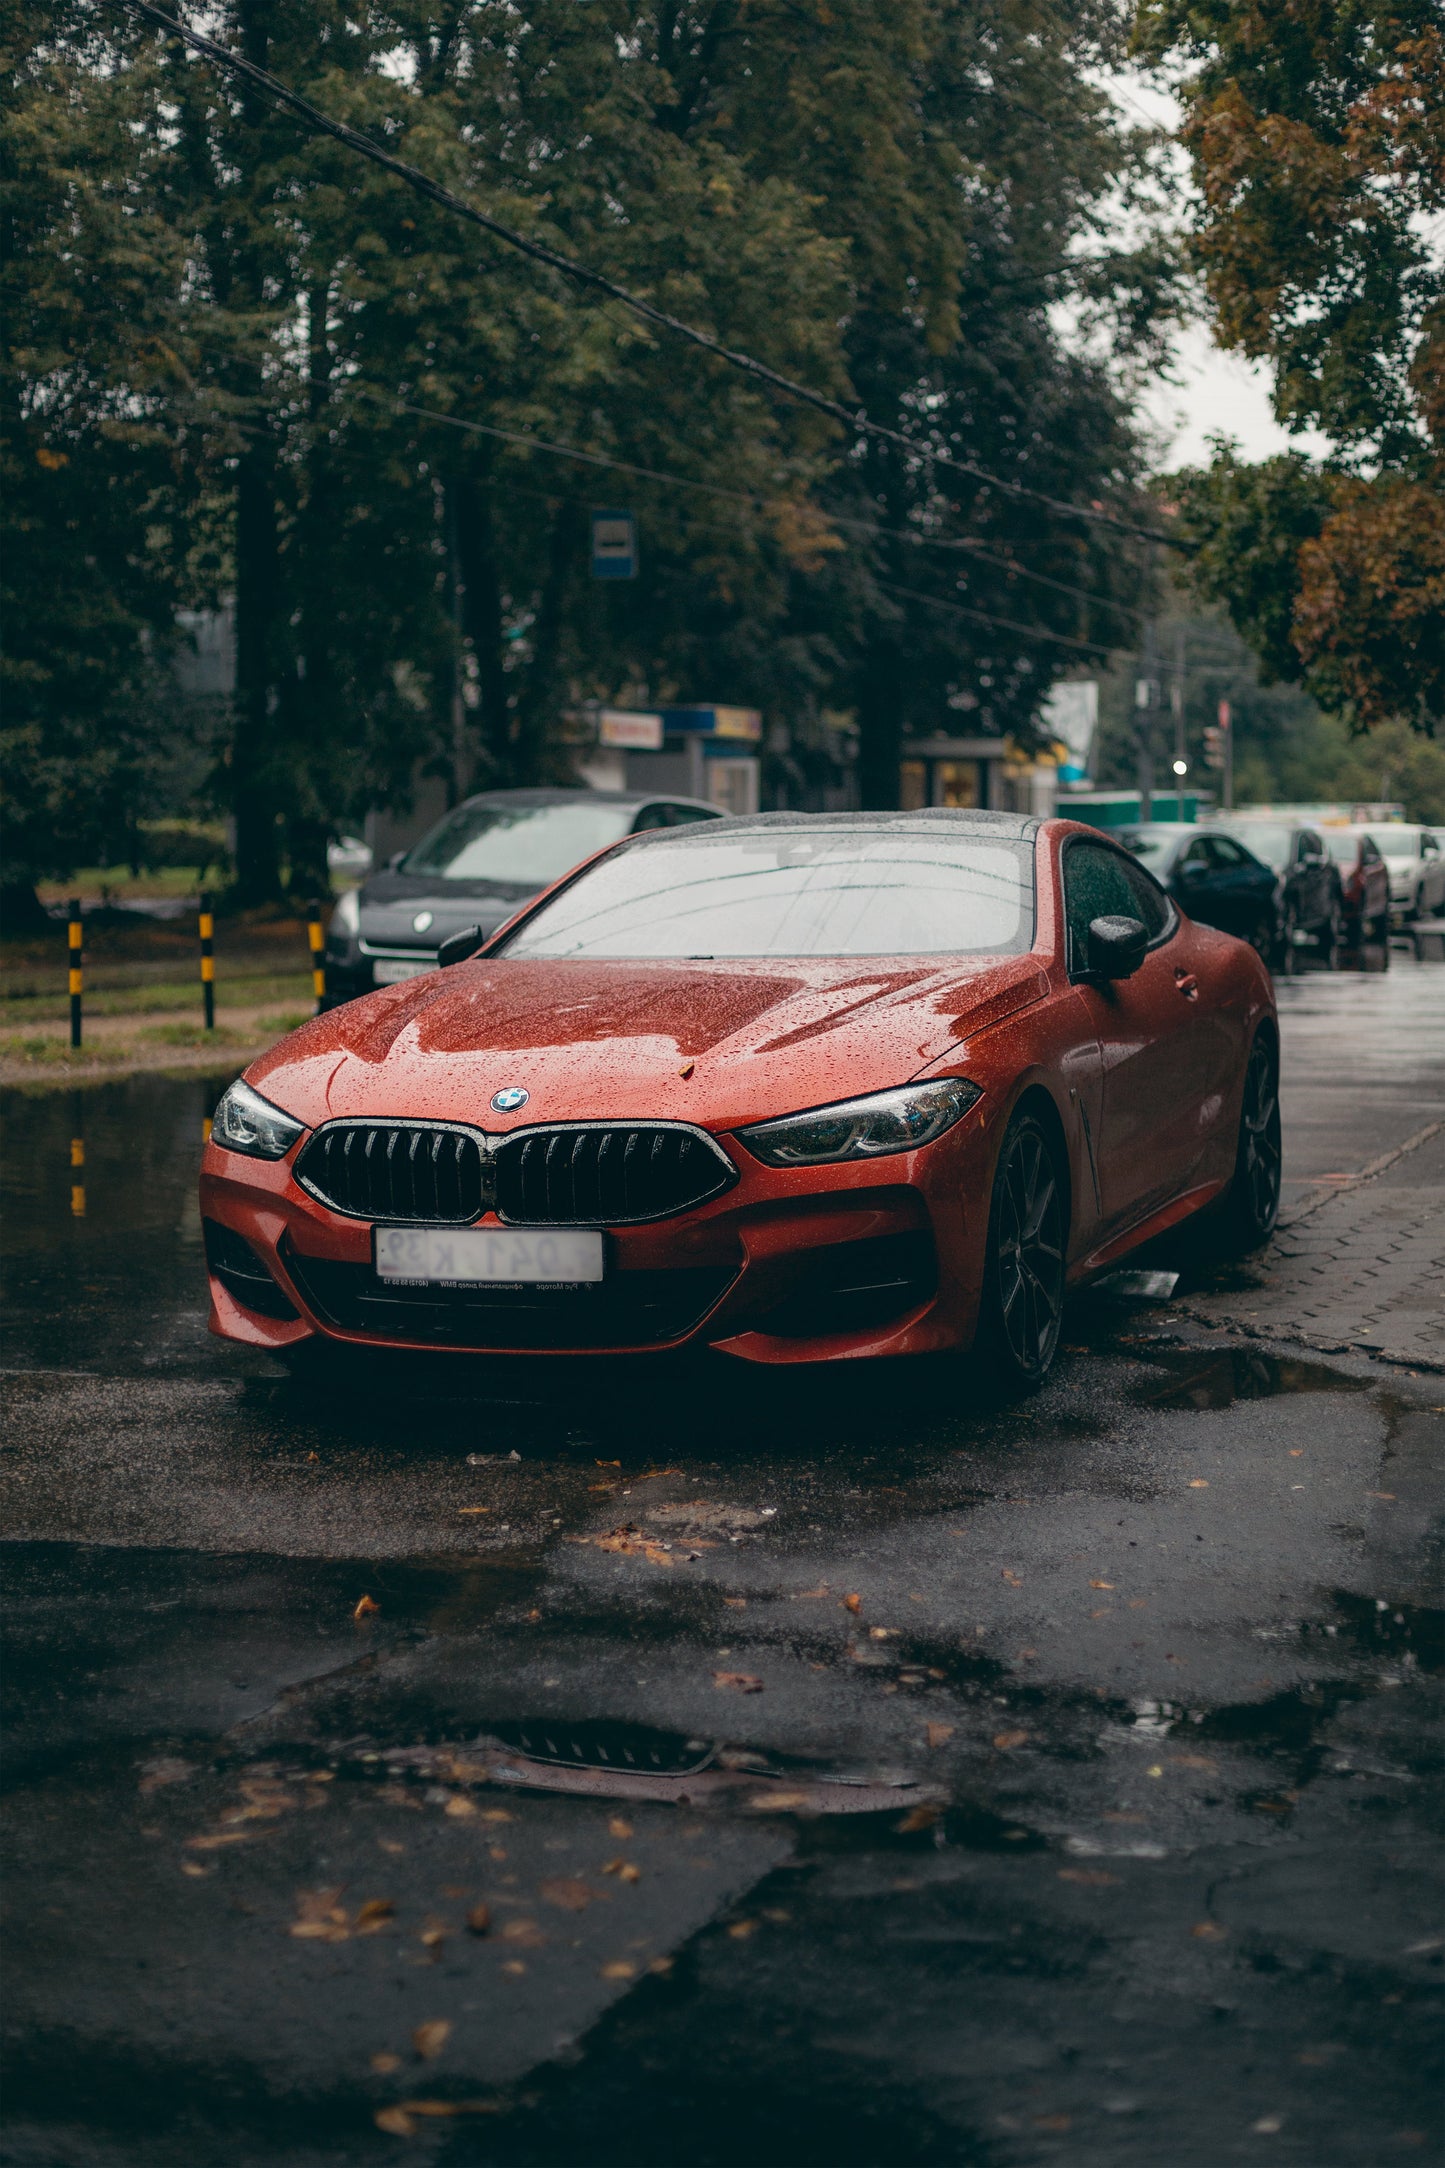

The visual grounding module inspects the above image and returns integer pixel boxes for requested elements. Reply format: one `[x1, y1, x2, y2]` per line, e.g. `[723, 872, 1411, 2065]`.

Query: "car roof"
[700, 809, 1041, 840]
[457, 786, 718, 813]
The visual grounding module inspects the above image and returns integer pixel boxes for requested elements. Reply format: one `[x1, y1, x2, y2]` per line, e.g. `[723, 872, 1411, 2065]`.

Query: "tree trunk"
[856, 645, 903, 809]
[454, 474, 511, 786]
[511, 502, 582, 785]
[231, 437, 285, 902]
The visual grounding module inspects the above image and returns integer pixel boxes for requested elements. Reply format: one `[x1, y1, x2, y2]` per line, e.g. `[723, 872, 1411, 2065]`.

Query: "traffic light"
[1203, 699, 1231, 771]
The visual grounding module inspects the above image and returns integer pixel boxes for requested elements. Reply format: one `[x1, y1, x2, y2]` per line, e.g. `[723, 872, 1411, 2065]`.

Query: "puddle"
[1130, 1345, 1372, 1411]
[1313, 1591, 1445, 1673]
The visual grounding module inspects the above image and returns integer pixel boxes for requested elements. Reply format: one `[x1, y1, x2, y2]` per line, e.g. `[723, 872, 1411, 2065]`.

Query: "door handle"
[1174, 969, 1198, 998]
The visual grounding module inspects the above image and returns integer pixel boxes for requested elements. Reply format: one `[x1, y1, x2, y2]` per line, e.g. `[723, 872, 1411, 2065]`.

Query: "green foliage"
[1138, 0, 1444, 731]
[6, 0, 1167, 892]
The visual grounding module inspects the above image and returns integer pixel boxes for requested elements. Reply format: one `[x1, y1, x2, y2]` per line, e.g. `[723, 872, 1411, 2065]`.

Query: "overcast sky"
[1100, 68, 1330, 475]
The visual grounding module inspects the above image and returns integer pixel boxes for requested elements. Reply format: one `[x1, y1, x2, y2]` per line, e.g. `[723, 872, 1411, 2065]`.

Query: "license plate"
[374, 1225, 604, 1286]
[372, 957, 433, 985]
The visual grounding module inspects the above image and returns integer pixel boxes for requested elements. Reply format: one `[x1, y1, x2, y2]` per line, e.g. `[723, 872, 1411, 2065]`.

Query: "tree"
[1138, 0, 1444, 729]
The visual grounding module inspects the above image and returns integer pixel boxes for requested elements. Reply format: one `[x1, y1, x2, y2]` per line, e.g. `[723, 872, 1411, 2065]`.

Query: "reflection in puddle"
[1315, 1591, 1445, 1672]
[1132, 1345, 1371, 1411]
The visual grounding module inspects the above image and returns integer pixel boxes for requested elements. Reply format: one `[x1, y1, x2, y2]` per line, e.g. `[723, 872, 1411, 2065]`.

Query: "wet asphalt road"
[2, 958, 1442, 2168]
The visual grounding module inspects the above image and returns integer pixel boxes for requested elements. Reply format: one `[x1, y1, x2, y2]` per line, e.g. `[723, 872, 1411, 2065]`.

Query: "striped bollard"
[68, 897, 83, 1048]
[307, 901, 327, 1015]
[199, 891, 215, 1031]
[70, 1090, 85, 1218]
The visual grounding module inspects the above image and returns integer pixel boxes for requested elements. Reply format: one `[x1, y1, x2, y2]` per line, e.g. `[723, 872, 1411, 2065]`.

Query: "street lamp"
[1172, 758, 1188, 777]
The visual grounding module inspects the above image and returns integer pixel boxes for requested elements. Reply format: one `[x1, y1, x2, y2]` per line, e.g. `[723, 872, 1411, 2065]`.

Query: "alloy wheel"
[992, 1120, 1066, 1377]
[1238, 1037, 1282, 1238]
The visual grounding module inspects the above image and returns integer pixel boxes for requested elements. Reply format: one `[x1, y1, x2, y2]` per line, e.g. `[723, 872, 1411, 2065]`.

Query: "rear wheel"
[1216, 1033, 1282, 1256]
[977, 1110, 1067, 1391]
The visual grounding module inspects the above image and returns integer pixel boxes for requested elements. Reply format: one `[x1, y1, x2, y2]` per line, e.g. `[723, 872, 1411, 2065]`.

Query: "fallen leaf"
[1188, 1480, 1209, 1490]
[1058, 1868, 1118, 1887]
[396, 2099, 501, 2119]
[794, 1586, 829, 1600]
[294, 1888, 347, 1922]
[648, 1956, 674, 1975]
[992, 1729, 1029, 1751]
[602, 1856, 643, 1879]
[723, 1596, 747, 1609]
[745, 1791, 811, 1812]
[355, 1898, 395, 1933]
[925, 1723, 954, 1749]
[843, 1593, 862, 1614]
[444, 1796, 478, 1820]
[412, 2020, 451, 2061]
[1366, 1492, 1397, 1502]
[1191, 1921, 1227, 1941]
[465, 1904, 491, 1936]
[1090, 1580, 1115, 1590]
[184, 1831, 251, 1851]
[868, 1626, 895, 1641]
[678, 1061, 695, 1079]
[371, 2051, 402, 2075]
[353, 1594, 380, 1621]
[728, 1919, 757, 1940]
[713, 1671, 764, 1693]
[600, 1960, 636, 1980]
[594, 1459, 621, 1468]
[374, 2106, 416, 2136]
[1289, 1449, 1304, 1457]
[480, 1809, 513, 1824]
[138, 1757, 193, 1796]
[501, 1959, 526, 1976]
[608, 1817, 633, 1839]
[499, 1918, 545, 1946]
[895, 1804, 941, 1834]
[180, 1862, 209, 1878]
[1251, 2115, 1284, 2135]
[539, 1877, 594, 1912]
[1001, 1569, 1022, 1587]
[457, 1507, 490, 1515]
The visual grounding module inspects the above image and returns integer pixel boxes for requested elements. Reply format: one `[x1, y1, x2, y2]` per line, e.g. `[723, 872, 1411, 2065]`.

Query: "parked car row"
[1118, 815, 1443, 971]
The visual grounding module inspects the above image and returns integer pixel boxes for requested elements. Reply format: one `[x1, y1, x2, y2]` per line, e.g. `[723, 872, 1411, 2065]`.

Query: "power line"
[874, 580, 1132, 660]
[388, 395, 1153, 629]
[122, 0, 1185, 553]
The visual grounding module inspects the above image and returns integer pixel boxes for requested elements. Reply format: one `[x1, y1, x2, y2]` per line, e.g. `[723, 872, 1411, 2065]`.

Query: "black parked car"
[325, 788, 722, 1004]
[1206, 818, 1345, 970]
[1118, 823, 1278, 955]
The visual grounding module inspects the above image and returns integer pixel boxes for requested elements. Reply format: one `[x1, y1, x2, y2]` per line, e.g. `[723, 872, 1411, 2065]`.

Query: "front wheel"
[977, 1110, 1067, 1391]
[1216, 1034, 1283, 1256]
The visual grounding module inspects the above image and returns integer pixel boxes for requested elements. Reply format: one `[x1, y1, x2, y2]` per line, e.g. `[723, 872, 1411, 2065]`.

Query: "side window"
[1361, 838, 1381, 867]
[663, 804, 719, 827]
[1209, 836, 1247, 868]
[1179, 839, 1212, 873]
[1063, 843, 1170, 971]
[1421, 833, 1439, 858]
[629, 804, 671, 833]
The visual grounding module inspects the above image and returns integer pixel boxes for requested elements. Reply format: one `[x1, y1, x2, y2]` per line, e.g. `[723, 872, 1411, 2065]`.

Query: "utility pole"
[1171, 623, 1187, 812]
[1135, 621, 1159, 821]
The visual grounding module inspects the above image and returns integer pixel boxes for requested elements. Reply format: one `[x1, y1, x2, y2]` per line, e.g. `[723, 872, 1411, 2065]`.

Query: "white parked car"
[1371, 826, 1445, 922]
[326, 834, 374, 880]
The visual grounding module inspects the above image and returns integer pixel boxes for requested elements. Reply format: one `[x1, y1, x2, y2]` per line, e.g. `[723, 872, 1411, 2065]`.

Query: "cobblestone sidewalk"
[1184, 1121, 1445, 1371]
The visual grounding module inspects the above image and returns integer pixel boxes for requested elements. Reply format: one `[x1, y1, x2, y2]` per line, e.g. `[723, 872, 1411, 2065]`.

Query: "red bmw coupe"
[200, 811, 1281, 1389]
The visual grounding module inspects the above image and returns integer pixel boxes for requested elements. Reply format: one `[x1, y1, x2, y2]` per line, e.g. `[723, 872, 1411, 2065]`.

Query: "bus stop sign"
[591, 510, 638, 580]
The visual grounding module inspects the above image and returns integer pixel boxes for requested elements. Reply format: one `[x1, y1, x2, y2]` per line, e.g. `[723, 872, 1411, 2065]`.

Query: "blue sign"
[591, 510, 638, 580]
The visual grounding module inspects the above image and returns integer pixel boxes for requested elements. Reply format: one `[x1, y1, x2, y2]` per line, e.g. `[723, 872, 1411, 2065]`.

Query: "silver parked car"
[1371, 825, 1445, 923]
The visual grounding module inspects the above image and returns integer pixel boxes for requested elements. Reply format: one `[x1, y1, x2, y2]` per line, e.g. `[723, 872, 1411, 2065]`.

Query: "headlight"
[328, 888, 360, 944]
[738, 1078, 982, 1167]
[210, 1078, 306, 1160]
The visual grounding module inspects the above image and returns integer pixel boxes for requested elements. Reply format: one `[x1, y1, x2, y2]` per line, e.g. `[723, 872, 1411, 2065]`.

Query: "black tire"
[1369, 910, 1390, 944]
[1216, 1033, 1282, 1256]
[976, 1109, 1067, 1391]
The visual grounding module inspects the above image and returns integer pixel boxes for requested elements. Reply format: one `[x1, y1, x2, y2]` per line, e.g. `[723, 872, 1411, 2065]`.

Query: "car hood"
[248, 953, 1053, 1133]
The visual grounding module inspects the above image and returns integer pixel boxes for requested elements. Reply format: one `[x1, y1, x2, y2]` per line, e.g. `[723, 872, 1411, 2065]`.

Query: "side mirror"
[1086, 914, 1149, 980]
[437, 924, 484, 969]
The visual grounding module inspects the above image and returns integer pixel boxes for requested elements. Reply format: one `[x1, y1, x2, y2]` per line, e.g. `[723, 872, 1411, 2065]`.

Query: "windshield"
[1322, 830, 1365, 864]
[1211, 822, 1290, 870]
[1374, 828, 1419, 858]
[498, 826, 1036, 959]
[403, 801, 635, 884]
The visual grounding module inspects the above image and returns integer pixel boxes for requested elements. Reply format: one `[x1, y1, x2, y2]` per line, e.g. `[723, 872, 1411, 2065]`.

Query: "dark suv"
[325, 787, 722, 1004]
[1206, 818, 1344, 971]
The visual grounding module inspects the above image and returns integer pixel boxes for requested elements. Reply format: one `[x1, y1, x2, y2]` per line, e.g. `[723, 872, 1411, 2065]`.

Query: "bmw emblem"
[412, 909, 434, 934]
[490, 1086, 529, 1113]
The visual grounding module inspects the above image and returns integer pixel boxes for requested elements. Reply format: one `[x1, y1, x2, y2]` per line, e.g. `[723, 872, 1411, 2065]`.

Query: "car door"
[1204, 833, 1273, 939]
[1170, 835, 1226, 930]
[1062, 839, 1219, 1234]
[1294, 829, 1333, 927]
[1420, 831, 1445, 913]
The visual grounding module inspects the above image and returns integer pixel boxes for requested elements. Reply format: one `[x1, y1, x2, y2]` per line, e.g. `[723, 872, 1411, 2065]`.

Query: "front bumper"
[199, 1103, 998, 1365]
